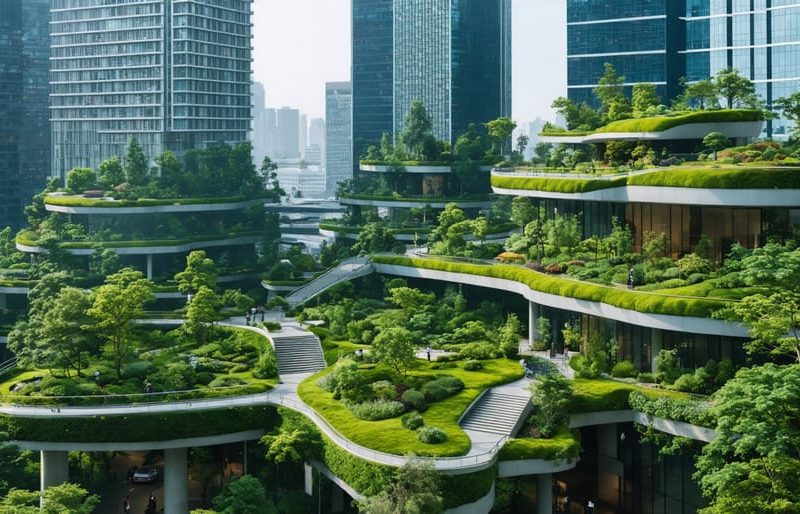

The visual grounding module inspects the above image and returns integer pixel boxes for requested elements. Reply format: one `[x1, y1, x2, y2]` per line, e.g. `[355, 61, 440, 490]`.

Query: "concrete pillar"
[40, 450, 69, 492]
[537, 473, 553, 514]
[331, 482, 344, 512]
[304, 463, 313, 496]
[146, 254, 154, 280]
[651, 329, 663, 373]
[164, 448, 188, 514]
[528, 301, 538, 348]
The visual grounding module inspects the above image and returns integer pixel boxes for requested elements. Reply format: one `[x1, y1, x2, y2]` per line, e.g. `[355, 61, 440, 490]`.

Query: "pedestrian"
[426, 346, 432, 362]
[259, 305, 265, 322]
[144, 380, 153, 394]
[587, 499, 595, 513]
[146, 493, 157, 514]
[565, 348, 570, 361]
[122, 495, 131, 514]
[628, 268, 635, 289]
[245, 313, 251, 326]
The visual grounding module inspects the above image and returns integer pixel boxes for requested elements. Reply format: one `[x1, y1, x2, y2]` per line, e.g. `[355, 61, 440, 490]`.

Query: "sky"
[252, 0, 567, 123]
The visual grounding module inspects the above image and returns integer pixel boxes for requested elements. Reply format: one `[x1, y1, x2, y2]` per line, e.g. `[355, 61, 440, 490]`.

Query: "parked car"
[132, 467, 159, 484]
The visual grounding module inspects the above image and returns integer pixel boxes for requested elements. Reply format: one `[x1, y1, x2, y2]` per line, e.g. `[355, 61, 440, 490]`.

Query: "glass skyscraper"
[49, 0, 253, 181]
[0, 0, 50, 229]
[352, 0, 511, 162]
[325, 82, 353, 195]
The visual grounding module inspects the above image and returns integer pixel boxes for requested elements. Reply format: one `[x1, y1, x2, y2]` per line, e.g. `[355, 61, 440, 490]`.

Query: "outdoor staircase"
[271, 333, 327, 375]
[459, 389, 532, 437]
[285, 257, 373, 307]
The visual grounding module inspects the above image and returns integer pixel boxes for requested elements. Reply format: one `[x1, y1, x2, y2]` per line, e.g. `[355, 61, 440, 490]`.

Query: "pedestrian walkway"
[285, 257, 373, 307]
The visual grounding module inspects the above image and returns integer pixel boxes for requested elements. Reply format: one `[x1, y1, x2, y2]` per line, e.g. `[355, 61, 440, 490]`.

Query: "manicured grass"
[0, 278, 33, 288]
[499, 427, 581, 462]
[492, 175, 627, 193]
[297, 358, 524, 457]
[44, 195, 256, 208]
[310, 327, 370, 365]
[16, 230, 261, 250]
[651, 281, 765, 300]
[571, 378, 692, 413]
[371, 255, 733, 318]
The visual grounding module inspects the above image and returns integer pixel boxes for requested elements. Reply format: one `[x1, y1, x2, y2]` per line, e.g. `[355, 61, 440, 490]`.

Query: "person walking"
[146, 493, 157, 514]
[144, 380, 153, 394]
[122, 495, 131, 514]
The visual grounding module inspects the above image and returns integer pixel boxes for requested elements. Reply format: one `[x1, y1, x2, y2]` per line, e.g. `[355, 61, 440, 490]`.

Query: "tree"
[261, 426, 322, 466]
[88, 268, 154, 379]
[550, 97, 601, 131]
[156, 151, 183, 191]
[352, 223, 398, 255]
[511, 196, 536, 230]
[186, 286, 221, 343]
[594, 63, 631, 122]
[260, 156, 284, 199]
[484, 117, 517, 155]
[515, 134, 529, 157]
[387, 287, 435, 315]
[714, 68, 757, 109]
[359, 458, 443, 514]
[188, 448, 218, 506]
[400, 100, 434, 160]
[0, 434, 38, 498]
[40, 483, 100, 514]
[533, 142, 553, 164]
[452, 123, 487, 194]
[683, 79, 718, 110]
[124, 137, 149, 186]
[604, 140, 634, 165]
[695, 364, 800, 513]
[175, 250, 217, 295]
[372, 327, 416, 375]
[212, 475, 272, 514]
[632, 83, 661, 117]
[529, 373, 573, 438]
[499, 313, 521, 358]
[89, 248, 120, 277]
[703, 132, 729, 160]
[97, 157, 125, 189]
[65, 168, 96, 194]
[40, 287, 97, 377]
[774, 91, 800, 138]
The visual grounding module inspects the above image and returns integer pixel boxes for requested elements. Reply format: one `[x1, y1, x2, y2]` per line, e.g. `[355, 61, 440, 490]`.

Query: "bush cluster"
[348, 400, 406, 421]
[421, 376, 465, 402]
[417, 426, 447, 444]
[401, 412, 425, 430]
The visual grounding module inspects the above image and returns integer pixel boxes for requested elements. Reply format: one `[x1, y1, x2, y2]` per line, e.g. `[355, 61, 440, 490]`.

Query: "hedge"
[0, 406, 278, 443]
[44, 195, 258, 208]
[498, 427, 581, 462]
[339, 193, 491, 204]
[440, 463, 497, 508]
[17, 230, 261, 250]
[570, 378, 696, 414]
[371, 256, 731, 318]
[492, 175, 627, 193]
[628, 391, 715, 427]
[320, 434, 394, 496]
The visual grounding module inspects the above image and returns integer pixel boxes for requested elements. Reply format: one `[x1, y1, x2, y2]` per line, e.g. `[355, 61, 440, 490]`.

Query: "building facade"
[325, 82, 353, 195]
[49, 0, 253, 181]
[276, 107, 300, 159]
[352, 0, 511, 162]
[252, 81, 268, 166]
[0, 0, 50, 229]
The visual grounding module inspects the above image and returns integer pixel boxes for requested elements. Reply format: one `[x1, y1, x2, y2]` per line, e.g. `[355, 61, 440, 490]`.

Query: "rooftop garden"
[43, 194, 260, 208]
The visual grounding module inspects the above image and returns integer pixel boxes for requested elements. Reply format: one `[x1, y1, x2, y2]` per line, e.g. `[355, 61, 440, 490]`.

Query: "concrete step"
[460, 390, 532, 437]
[271, 333, 326, 375]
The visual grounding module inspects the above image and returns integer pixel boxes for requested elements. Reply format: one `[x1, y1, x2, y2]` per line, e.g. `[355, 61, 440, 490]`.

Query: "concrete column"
[651, 329, 663, 373]
[304, 463, 313, 496]
[40, 450, 69, 492]
[164, 448, 188, 514]
[537, 473, 553, 514]
[146, 254, 154, 280]
[529, 301, 538, 348]
[331, 482, 344, 512]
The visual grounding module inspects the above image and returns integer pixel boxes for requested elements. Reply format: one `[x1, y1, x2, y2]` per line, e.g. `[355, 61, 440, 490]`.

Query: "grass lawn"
[499, 427, 581, 462]
[297, 358, 524, 457]
[571, 378, 693, 413]
[309, 327, 371, 365]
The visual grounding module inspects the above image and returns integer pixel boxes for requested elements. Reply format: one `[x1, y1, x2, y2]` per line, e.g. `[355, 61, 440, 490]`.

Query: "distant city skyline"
[252, 0, 566, 123]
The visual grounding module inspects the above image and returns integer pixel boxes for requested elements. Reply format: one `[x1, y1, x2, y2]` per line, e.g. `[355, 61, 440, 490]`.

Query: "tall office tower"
[351, 0, 511, 163]
[299, 114, 308, 158]
[325, 82, 352, 195]
[567, 0, 685, 107]
[265, 108, 278, 157]
[276, 107, 300, 158]
[309, 118, 326, 149]
[683, 0, 800, 137]
[252, 81, 268, 166]
[0, 0, 50, 230]
[49, 0, 253, 181]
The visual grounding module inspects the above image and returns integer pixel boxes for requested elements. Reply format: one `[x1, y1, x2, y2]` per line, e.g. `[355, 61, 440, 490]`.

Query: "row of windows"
[174, 14, 251, 34]
[53, 41, 161, 58]
[173, 92, 249, 106]
[172, 118, 249, 130]
[174, 27, 250, 47]
[52, 68, 162, 83]
[52, 106, 162, 119]
[172, 40, 250, 60]
[53, 28, 162, 47]
[174, 67, 249, 82]
[51, 15, 163, 35]
[51, 93, 161, 106]
[51, 1, 162, 18]
[568, 19, 666, 55]
[173, 1, 250, 24]
[567, 0, 665, 23]
[173, 53, 249, 71]
[172, 106, 249, 118]
[568, 54, 666, 86]
[51, 53, 161, 70]
[173, 79, 249, 95]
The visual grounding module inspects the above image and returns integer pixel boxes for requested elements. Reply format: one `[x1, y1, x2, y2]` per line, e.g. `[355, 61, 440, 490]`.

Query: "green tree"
[632, 83, 661, 117]
[352, 222, 398, 255]
[359, 458, 443, 514]
[714, 68, 757, 109]
[212, 475, 272, 514]
[186, 286, 221, 343]
[774, 91, 800, 138]
[400, 100, 435, 160]
[41, 287, 97, 377]
[124, 137, 149, 186]
[97, 157, 126, 189]
[682, 79, 718, 110]
[156, 151, 183, 191]
[499, 313, 521, 358]
[89, 248, 121, 277]
[594, 63, 631, 122]
[604, 140, 635, 165]
[529, 373, 573, 438]
[695, 364, 800, 513]
[533, 142, 553, 164]
[88, 268, 154, 379]
[40, 483, 100, 514]
[703, 132, 729, 160]
[372, 327, 416, 375]
[387, 287, 435, 315]
[511, 196, 536, 230]
[260, 156, 284, 198]
[452, 123, 487, 194]
[642, 231, 669, 263]
[65, 168, 96, 194]
[175, 250, 218, 295]
[485, 117, 517, 155]
[550, 97, 601, 131]
[515, 134, 529, 159]
[0, 434, 38, 498]
[547, 214, 582, 254]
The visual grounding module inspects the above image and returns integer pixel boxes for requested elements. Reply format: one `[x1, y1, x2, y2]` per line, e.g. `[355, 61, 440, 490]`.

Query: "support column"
[529, 301, 538, 349]
[146, 254, 154, 280]
[164, 448, 188, 514]
[40, 450, 69, 492]
[651, 329, 663, 373]
[331, 482, 344, 512]
[304, 463, 313, 496]
[537, 473, 553, 514]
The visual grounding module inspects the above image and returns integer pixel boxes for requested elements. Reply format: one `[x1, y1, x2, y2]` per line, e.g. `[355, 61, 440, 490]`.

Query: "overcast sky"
[252, 0, 566, 124]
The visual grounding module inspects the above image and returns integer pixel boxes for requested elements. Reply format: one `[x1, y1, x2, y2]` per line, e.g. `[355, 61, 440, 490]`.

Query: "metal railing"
[286, 257, 372, 306]
[0, 357, 18, 377]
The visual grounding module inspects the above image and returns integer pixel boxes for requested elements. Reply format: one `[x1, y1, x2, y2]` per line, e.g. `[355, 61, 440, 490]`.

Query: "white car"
[132, 467, 159, 484]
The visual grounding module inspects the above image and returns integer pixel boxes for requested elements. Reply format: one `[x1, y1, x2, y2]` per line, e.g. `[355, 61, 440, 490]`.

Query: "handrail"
[0, 357, 18, 377]
[286, 257, 371, 305]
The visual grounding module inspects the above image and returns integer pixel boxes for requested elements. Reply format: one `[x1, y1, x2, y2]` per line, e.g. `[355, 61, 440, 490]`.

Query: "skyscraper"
[252, 81, 268, 166]
[309, 118, 326, 150]
[351, 0, 511, 162]
[299, 114, 308, 158]
[265, 108, 278, 158]
[0, 0, 50, 229]
[49, 0, 253, 180]
[325, 82, 352, 195]
[276, 107, 300, 158]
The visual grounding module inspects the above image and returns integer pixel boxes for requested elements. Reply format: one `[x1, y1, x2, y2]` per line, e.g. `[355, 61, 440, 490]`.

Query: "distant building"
[265, 108, 278, 158]
[309, 117, 326, 166]
[299, 114, 308, 158]
[352, 0, 512, 161]
[277, 107, 300, 158]
[0, 0, 50, 229]
[276, 166, 327, 199]
[303, 145, 322, 165]
[49, 0, 253, 180]
[252, 82, 268, 166]
[325, 82, 353, 195]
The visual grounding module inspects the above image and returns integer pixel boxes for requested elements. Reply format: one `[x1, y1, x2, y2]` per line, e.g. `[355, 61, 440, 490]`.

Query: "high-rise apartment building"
[252, 81, 268, 166]
[276, 107, 300, 158]
[325, 82, 352, 195]
[309, 118, 326, 155]
[0, 0, 50, 229]
[299, 114, 308, 158]
[351, 0, 511, 162]
[566, 0, 800, 137]
[49, 0, 253, 180]
[265, 108, 278, 158]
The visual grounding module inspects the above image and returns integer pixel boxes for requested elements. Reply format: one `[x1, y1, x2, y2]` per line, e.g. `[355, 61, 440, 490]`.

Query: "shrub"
[348, 400, 406, 421]
[417, 426, 447, 444]
[195, 372, 214, 385]
[421, 376, 465, 402]
[122, 361, 157, 380]
[463, 360, 483, 371]
[457, 342, 497, 360]
[371, 380, 397, 401]
[530, 373, 572, 437]
[401, 412, 424, 430]
[686, 272, 709, 285]
[253, 350, 278, 379]
[401, 389, 427, 412]
[264, 321, 282, 331]
[611, 360, 637, 378]
[229, 364, 249, 373]
[637, 372, 657, 383]
[677, 254, 712, 277]
[208, 376, 248, 388]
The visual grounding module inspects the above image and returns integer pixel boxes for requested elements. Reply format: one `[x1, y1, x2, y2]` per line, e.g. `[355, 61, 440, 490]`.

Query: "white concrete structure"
[540, 120, 765, 145]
